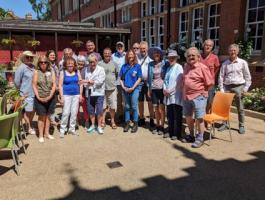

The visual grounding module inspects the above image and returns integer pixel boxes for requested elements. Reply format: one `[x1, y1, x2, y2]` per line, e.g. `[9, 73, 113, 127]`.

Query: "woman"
[32, 55, 56, 143]
[14, 51, 36, 135]
[59, 57, 82, 137]
[47, 50, 60, 126]
[163, 50, 183, 140]
[77, 55, 89, 127]
[147, 47, 167, 135]
[119, 50, 142, 133]
[82, 54, 106, 134]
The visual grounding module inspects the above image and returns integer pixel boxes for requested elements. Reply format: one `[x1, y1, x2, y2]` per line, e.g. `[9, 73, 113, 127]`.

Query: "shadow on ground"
[53, 146, 265, 200]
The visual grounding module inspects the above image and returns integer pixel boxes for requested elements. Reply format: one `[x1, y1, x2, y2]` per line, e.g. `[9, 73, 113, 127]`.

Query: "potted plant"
[27, 39, 40, 53]
[1, 38, 16, 61]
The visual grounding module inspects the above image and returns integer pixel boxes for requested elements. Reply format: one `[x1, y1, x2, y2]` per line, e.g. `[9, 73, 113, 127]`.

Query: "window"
[179, 11, 189, 42]
[149, 18, 156, 47]
[208, 3, 221, 47]
[101, 13, 111, 28]
[158, 17, 164, 49]
[180, 0, 203, 7]
[192, 7, 204, 41]
[122, 6, 131, 23]
[149, 0, 156, 15]
[57, 1, 62, 20]
[141, 20, 147, 41]
[158, 0, 165, 13]
[64, 0, 69, 15]
[73, 0, 79, 11]
[141, 1, 147, 17]
[246, 0, 265, 51]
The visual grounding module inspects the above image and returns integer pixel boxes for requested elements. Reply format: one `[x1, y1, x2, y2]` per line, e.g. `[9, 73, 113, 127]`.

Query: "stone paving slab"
[0, 113, 264, 200]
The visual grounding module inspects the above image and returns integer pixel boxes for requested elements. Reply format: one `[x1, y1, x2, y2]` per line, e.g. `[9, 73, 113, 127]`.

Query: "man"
[200, 39, 220, 115]
[137, 41, 155, 127]
[85, 40, 102, 62]
[112, 41, 126, 122]
[182, 47, 214, 148]
[99, 48, 118, 129]
[218, 44, 251, 134]
[14, 51, 36, 135]
[132, 42, 140, 55]
[58, 48, 76, 71]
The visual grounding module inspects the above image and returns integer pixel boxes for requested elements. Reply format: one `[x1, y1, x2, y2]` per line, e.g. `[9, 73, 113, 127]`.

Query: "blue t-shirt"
[119, 63, 142, 88]
[63, 71, 80, 95]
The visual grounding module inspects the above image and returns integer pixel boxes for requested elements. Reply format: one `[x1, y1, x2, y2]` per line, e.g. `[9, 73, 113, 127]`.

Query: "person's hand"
[163, 89, 170, 97]
[127, 88, 134, 93]
[147, 90, 151, 98]
[79, 95, 83, 103]
[58, 96, 64, 105]
[88, 80, 95, 85]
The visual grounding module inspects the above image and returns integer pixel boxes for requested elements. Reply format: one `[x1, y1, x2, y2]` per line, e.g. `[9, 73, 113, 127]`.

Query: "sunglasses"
[39, 61, 48, 64]
[133, 47, 139, 49]
[26, 56, 33, 59]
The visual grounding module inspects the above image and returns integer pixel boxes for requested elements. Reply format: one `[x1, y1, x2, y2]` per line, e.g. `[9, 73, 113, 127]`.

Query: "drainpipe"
[167, 0, 171, 48]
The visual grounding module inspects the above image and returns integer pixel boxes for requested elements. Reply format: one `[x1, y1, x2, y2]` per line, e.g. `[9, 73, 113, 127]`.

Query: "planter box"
[231, 106, 265, 121]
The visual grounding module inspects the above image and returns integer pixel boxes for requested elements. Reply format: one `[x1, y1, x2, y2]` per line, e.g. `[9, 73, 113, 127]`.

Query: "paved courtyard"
[0, 113, 265, 200]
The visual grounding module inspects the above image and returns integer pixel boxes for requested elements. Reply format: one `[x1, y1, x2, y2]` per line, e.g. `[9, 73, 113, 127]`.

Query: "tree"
[0, 7, 8, 19]
[28, 0, 51, 21]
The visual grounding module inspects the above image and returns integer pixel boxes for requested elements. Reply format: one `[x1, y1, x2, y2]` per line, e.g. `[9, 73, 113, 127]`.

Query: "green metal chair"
[0, 89, 19, 115]
[15, 104, 27, 154]
[0, 112, 20, 175]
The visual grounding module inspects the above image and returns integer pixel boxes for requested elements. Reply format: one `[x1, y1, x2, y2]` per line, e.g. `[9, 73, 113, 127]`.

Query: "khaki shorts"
[103, 89, 117, 110]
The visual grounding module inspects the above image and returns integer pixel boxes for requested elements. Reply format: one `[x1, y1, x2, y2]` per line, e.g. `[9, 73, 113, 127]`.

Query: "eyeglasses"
[187, 54, 196, 58]
[39, 61, 48, 64]
[26, 56, 33, 59]
[133, 47, 139, 50]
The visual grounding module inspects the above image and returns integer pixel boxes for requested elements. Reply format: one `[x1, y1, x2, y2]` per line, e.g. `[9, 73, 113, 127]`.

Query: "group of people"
[14, 38, 251, 148]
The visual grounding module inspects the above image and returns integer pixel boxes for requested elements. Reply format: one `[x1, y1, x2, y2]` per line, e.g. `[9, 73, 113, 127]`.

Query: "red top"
[183, 62, 214, 100]
[200, 52, 220, 82]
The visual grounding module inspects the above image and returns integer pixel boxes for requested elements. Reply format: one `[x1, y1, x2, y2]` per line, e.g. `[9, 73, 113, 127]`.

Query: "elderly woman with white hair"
[14, 51, 36, 135]
[81, 54, 106, 134]
[77, 55, 89, 126]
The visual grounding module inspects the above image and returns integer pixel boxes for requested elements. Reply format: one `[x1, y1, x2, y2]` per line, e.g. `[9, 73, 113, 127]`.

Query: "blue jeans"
[123, 88, 140, 123]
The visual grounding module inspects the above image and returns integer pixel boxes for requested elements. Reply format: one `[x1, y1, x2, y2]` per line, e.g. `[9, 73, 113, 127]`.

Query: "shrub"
[243, 88, 265, 113]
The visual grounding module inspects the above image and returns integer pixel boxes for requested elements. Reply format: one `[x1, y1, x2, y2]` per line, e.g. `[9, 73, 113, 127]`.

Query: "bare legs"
[38, 114, 52, 138]
[155, 105, 165, 127]
[24, 111, 35, 131]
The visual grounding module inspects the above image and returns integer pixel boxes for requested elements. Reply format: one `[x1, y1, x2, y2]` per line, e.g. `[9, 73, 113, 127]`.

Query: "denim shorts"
[183, 95, 207, 119]
[87, 96, 104, 116]
[24, 96, 34, 112]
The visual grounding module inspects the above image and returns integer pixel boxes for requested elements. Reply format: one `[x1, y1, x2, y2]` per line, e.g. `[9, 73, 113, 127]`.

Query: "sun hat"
[22, 51, 35, 57]
[148, 47, 165, 60]
[167, 50, 179, 58]
[116, 41, 125, 47]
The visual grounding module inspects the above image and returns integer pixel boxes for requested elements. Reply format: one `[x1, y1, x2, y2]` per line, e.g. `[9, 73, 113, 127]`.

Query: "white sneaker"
[97, 127, 104, 135]
[46, 134, 55, 140]
[70, 131, 79, 136]
[59, 131, 65, 138]
[29, 128, 36, 135]
[39, 137, 44, 143]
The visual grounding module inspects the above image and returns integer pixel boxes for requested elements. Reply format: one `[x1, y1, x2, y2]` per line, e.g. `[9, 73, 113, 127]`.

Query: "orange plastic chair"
[204, 92, 235, 145]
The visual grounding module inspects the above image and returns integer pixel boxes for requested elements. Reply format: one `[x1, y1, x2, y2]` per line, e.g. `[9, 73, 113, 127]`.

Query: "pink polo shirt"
[183, 62, 214, 100]
[200, 53, 220, 82]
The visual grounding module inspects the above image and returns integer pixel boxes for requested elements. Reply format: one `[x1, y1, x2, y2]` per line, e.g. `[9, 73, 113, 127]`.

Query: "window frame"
[179, 11, 189, 42]
[158, 17, 164, 49]
[207, 3, 221, 48]
[192, 7, 204, 42]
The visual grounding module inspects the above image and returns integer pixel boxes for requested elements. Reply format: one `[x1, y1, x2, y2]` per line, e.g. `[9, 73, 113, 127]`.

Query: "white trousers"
[60, 95, 80, 133]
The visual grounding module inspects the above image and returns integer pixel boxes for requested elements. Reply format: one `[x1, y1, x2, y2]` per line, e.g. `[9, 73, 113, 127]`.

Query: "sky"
[0, 0, 37, 19]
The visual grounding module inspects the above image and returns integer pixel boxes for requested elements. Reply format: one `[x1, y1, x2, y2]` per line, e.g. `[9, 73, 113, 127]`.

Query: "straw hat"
[22, 51, 35, 57]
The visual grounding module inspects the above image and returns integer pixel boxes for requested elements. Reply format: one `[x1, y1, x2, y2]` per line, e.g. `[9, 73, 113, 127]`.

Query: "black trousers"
[167, 104, 183, 138]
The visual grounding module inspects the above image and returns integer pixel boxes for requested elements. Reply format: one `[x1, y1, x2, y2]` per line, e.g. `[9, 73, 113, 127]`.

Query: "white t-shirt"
[137, 55, 152, 81]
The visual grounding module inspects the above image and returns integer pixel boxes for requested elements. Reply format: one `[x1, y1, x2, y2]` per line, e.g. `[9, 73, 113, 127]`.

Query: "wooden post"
[78, 0, 81, 22]
[55, 32, 58, 57]
[114, 0, 117, 27]
[95, 34, 99, 52]
[8, 31, 13, 61]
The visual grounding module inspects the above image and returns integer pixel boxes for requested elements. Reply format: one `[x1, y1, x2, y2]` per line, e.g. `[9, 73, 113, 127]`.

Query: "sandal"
[111, 123, 117, 129]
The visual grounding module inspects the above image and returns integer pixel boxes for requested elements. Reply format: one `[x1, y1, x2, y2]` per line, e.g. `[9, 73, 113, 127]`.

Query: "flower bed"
[243, 88, 265, 113]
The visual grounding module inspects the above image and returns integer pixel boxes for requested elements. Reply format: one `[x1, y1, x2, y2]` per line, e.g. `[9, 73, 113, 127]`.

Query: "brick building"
[50, 0, 265, 88]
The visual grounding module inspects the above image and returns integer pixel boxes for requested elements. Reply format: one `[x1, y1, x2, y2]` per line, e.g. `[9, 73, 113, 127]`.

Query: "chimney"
[25, 13, 32, 20]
